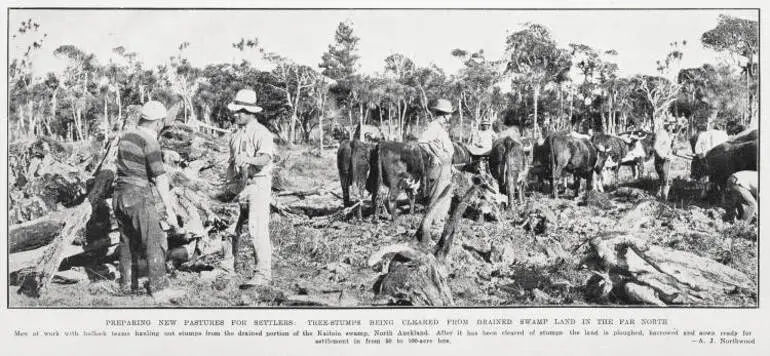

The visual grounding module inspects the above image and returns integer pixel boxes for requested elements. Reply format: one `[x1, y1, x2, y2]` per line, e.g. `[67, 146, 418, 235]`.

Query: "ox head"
[594, 144, 613, 171]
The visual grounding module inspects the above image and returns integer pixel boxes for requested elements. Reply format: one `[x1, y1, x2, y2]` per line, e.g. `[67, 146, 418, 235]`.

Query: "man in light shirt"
[468, 118, 497, 156]
[653, 118, 678, 201]
[224, 88, 275, 288]
[419, 99, 456, 223]
[724, 170, 757, 222]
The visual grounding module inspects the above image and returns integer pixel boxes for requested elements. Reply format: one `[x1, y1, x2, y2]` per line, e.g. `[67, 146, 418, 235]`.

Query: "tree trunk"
[457, 97, 464, 143]
[116, 90, 122, 130]
[319, 113, 324, 151]
[27, 102, 37, 136]
[50, 88, 59, 136]
[388, 104, 393, 140]
[569, 87, 575, 126]
[533, 85, 540, 139]
[746, 66, 752, 127]
[103, 94, 109, 132]
[359, 103, 364, 141]
[558, 86, 564, 127]
[348, 108, 353, 140]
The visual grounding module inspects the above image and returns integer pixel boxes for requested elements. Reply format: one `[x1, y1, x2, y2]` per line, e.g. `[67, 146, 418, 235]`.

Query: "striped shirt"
[116, 126, 165, 187]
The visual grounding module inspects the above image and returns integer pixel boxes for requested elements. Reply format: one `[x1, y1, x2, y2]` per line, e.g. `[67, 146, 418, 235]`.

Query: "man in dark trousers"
[113, 100, 183, 303]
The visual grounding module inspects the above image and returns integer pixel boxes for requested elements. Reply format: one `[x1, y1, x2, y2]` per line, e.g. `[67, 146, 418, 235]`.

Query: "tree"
[9, 19, 48, 138]
[264, 52, 319, 145]
[678, 63, 747, 131]
[53, 45, 100, 141]
[320, 21, 361, 139]
[701, 14, 759, 125]
[505, 23, 571, 138]
[632, 75, 680, 131]
[450, 49, 505, 141]
[319, 21, 360, 80]
[630, 42, 685, 132]
[168, 42, 202, 125]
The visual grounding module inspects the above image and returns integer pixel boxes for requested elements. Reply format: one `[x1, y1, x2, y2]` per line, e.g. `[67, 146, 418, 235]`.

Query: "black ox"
[489, 137, 531, 210]
[337, 140, 376, 211]
[689, 133, 757, 198]
[548, 132, 610, 199]
[366, 141, 431, 223]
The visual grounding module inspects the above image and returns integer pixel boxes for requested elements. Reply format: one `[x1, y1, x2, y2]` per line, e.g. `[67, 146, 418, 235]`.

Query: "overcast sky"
[9, 9, 758, 80]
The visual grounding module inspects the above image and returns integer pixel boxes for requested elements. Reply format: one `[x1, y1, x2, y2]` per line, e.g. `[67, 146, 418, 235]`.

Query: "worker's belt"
[115, 175, 151, 188]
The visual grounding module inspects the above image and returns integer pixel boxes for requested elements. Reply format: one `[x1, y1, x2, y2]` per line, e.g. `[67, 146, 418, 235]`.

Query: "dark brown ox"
[366, 141, 430, 223]
[689, 138, 757, 198]
[489, 137, 531, 210]
[336, 140, 375, 211]
[549, 132, 609, 199]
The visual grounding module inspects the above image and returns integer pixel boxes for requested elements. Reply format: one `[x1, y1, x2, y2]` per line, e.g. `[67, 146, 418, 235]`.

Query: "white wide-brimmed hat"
[431, 99, 455, 114]
[227, 89, 263, 113]
[140, 101, 167, 121]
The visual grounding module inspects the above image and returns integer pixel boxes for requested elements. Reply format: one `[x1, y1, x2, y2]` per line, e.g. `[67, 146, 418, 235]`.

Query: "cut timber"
[10, 228, 119, 286]
[9, 212, 66, 254]
[585, 234, 756, 306]
[16, 200, 92, 297]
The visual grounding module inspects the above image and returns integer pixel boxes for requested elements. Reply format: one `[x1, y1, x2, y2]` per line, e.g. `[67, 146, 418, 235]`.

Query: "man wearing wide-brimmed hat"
[653, 116, 680, 201]
[418, 98, 456, 230]
[224, 88, 275, 289]
[113, 100, 183, 303]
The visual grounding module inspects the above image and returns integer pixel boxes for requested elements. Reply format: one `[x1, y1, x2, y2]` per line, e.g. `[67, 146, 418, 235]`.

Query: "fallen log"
[9, 232, 120, 286]
[16, 201, 93, 297]
[9, 210, 69, 254]
[584, 233, 756, 306]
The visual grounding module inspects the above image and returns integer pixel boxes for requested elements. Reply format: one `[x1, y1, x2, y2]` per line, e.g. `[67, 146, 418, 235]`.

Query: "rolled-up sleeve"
[256, 129, 274, 158]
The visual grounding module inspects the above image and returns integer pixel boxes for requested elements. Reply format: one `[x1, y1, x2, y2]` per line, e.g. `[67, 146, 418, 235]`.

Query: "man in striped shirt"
[113, 100, 183, 302]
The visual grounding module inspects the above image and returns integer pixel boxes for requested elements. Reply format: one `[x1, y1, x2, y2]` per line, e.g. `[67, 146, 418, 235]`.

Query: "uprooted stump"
[369, 181, 489, 306]
[368, 244, 454, 306]
[582, 233, 756, 306]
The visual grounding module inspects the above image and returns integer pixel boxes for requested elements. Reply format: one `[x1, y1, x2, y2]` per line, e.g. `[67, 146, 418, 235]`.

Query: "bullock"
[489, 137, 531, 210]
[688, 138, 757, 199]
[549, 132, 610, 199]
[336, 140, 375, 212]
[591, 133, 629, 189]
[366, 141, 429, 223]
[531, 136, 553, 190]
[728, 128, 758, 144]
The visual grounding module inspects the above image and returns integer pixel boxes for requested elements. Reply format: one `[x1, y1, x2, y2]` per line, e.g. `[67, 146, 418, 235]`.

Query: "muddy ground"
[9, 140, 758, 308]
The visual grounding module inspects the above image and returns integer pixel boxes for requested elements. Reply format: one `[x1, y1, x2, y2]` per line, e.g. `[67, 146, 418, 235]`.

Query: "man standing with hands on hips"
[224, 88, 275, 289]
